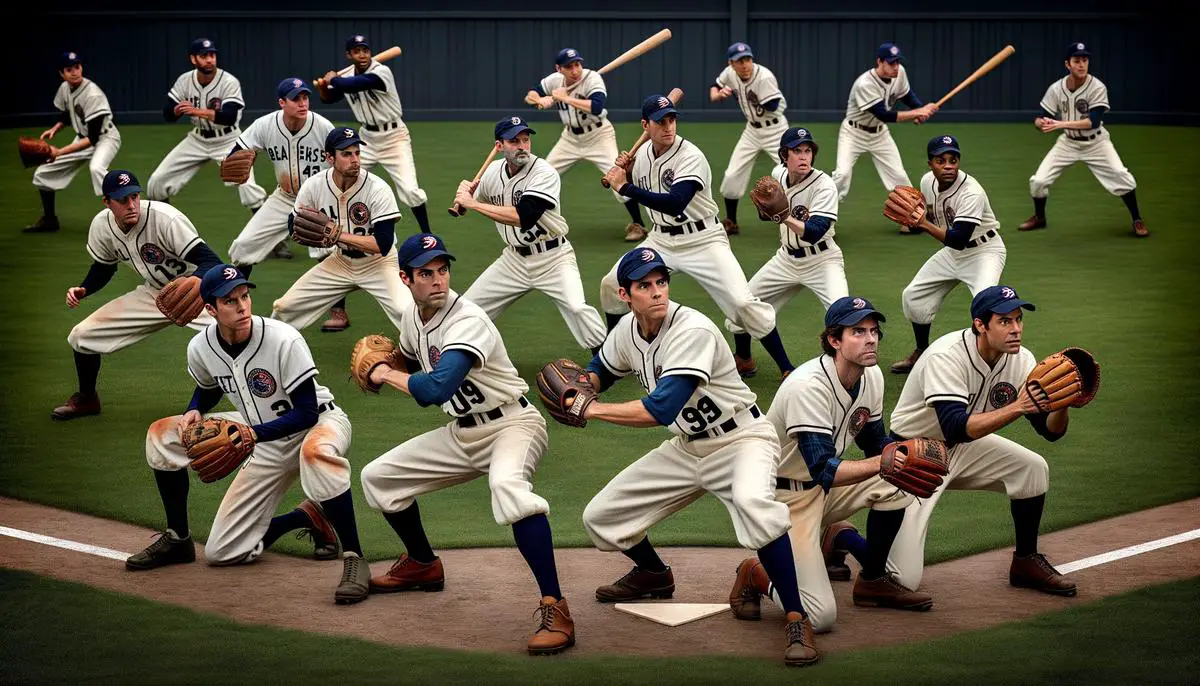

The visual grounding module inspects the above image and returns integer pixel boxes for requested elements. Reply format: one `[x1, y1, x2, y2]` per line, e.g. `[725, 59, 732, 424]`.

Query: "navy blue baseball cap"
[325, 127, 364, 153]
[495, 116, 536, 141]
[59, 51, 82, 70]
[397, 233, 456, 269]
[971, 286, 1035, 321]
[189, 38, 217, 55]
[556, 48, 583, 66]
[1066, 41, 1091, 58]
[825, 296, 886, 328]
[928, 134, 961, 158]
[200, 264, 256, 304]
[727, 42, 753, 61]
[102, 170, 141, 200]
[780, 127, 818, 153]
[346, 34, 369, 51]
[617, 247, 671, 285]
[277, 77, 311, 101]
[641, 94, 678, 122]
[877, 42, 903, 63]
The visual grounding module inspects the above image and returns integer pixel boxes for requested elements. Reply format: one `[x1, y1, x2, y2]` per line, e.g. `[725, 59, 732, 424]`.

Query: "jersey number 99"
[681, 396, 723, 433]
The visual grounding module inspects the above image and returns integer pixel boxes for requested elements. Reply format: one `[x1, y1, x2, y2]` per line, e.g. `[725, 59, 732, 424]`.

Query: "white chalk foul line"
[1054, 529, 1200, 575]
[0, 526, 131, 562]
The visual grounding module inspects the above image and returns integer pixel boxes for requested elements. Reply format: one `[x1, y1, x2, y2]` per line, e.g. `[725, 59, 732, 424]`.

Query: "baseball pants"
[1029, 131, 1136, 198]
[720, 122, 788, 200]
[32, 132, 122, 196]
[228, 190, 295, 266]
[146, 131, 267, 210]
[831, 121, 911, 201]
[146, 407, 352, 565]
[725, 244, 849, 335]
[360, 123, 428, 208]
[68, 283, 214, 355]
[901, 241, 1006, 325]
[545, 121, 631, 204]
[271, 251, 411, 332]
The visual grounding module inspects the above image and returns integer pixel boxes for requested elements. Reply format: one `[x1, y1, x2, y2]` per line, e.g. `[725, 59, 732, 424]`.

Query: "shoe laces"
[1030, 553, 1060, 576]
[786, 617, 811, 647]
[341, 555, 361, 582]
[144, 531, 178, 555]
[533, 602, 558, 632]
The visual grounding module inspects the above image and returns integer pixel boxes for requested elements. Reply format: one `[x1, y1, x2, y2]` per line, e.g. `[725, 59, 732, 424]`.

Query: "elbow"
[297, 407, 320, 431]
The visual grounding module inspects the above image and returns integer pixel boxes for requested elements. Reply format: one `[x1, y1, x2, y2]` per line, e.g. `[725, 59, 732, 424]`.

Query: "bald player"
[359, 233, 575, 656]
[885, 285, 1078, 597]
[1019, 41, 1147, 237]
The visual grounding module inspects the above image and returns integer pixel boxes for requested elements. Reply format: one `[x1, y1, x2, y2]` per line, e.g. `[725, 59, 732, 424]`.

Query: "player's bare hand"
[178, 410, 202, 438]
[322, 70, 337, 84]
[1017, 383, 1047, 414]
[39, 128, 56, 141]
[714, 86, 734, 101]
[46, 146, 61, 163]
[368, 363, 392, 387]
[605, 165, 629, 190]
[1039, 118, 1060, 133]
[173, 101, 190, 116]
[65, 287, 87, 308]
[551, 87, 569, 102]
[454, 181, 475, 209]
[537, 95, 555, 110]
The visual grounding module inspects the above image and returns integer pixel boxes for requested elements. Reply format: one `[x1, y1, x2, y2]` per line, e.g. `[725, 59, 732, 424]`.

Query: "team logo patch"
[945, 207, 956, 222]
[68, 52, 77, 60]
[797, 128, 808, 138]
[202, 40, 212, 48]
[117, 172, 131, 186]
[422, 235, 438, 249]
[511, 116, 521, 125]
[512, 190, 523, 205]
[428, 346, 441, 366]
[661, 168, 675, 187]
[990, 382, 1017, 408]
[566, 49, 576, 58]
[349, 201, 370, 225]
[848, 407, 871, 437]
[792, 205, 810, 221]
[248, 369, 277, 398]
[653, 365, 662, 380]
[852, 297, 867, 309]
[640, 249, 655, 262]
[889, 45, 899, 56]
[1001, 287, 1015, 299]
[222, 266, 239, 280]
[657, 96, 670, 109]
[942, 136, 953, 145]
[207, 97, 222, 110]
[1076, 42, 1085, 51]
[139, 243, 165, 265]
[1075, 98, 1090, 114]
[343, 128, 354, 138]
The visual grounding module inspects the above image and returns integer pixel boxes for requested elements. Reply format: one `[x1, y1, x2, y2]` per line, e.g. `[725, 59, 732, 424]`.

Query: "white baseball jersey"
[598, 302, 758, 439]
[540, 69, 607, 129]
[844, 66, 910, 127]
[336, 60, 404, 126]
[168, 69, 246, 136]
[919, 169, 1000, 243]
[236, 110, 334, 198]
[474, 156, 568, 245]
[631, 135, 719, 227]
[769, 355, 884, 481]
[396, 291, 528, 417]
[187, 315, 336, 428]
[293, 168, 401, 256]
[86, 200, 204, 288]
[715, 64, 786, 126]
[771, 164, 839, 249]
[54, 79, 114, 139]
[1040, 75, 1110, 141]
[890, 328, 1037, 440]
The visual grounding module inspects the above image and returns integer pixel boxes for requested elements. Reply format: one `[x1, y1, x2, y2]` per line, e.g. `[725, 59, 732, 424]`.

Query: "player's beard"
[504, 148, 530, 169]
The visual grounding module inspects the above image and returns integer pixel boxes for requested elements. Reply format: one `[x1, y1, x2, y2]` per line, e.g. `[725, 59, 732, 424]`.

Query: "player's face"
[330, 146, 361, 179]
[929, 153, 960, 184]
[210, 285, 253, 339]
[556, 61, 583, 84]
[732, 56, 754, 80]
[620, 269, 670, 320]
[786, 144, 814, 176]
[644, 114, 677, 148]
[402, 258, 451, 310]
[976, 309, 1024, 354]
[347, 46, 372, 70]
[1066, 56, 1089, 79]
[103, 193, 141, 228]
[59, 64, 83, 86]
[189, 51, 217, 74]
[875, 59, 900, 79]
[501, 134, 532, 168]
[831, 317, 881, 368]
[280, 93, 310, 119]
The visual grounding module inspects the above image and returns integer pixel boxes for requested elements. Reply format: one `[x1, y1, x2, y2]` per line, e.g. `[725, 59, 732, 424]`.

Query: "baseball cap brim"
[929, 144, 961, 157]
[646, 107, 678, 122]
[209, 278, 256, 301]
[407, 250, 456, 269]
[979, 300, 1036, 318]
[330, 138, 364, 151]
[282, 85, 312, 100]
[832, 308, 886, 327]
[498, 125, 535, 140]
[729, 49, 753, 60]
[623, 262, 671, 283]
[106, 183, 141, 200]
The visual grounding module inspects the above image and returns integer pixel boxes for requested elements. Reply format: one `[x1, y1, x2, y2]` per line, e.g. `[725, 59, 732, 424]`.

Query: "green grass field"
[1, 120, 1196, 562]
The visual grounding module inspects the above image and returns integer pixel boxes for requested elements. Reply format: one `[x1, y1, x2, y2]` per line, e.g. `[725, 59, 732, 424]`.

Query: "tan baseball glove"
[879, 437, 950, 498]
[750, 175, 790, 223]
[883, 186, 926, 227]
[182, 417, 257, 483]
[535, 359, 597, 428]
[1024, 347, 1101, 413]
[292, 207, 340, 248]
[155, 275, 205, 326]
[18, 137, 53, 167]
[350, 334, 398, 393]
[220, 148, 256, 184]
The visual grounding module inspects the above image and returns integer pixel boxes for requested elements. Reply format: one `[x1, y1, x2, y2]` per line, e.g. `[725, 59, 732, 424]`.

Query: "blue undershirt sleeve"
[408, 350, 476, 407]
[641, 375, 701, 426]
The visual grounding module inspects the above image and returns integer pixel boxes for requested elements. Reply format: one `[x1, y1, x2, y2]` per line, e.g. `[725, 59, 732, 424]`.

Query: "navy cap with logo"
[189, 38, 217, 55]
[970, 285, 1036, 322]
[780, 127, 818, 154]
[927, 134, 961, 159]
[727, 42, 753, 61]
[397, 233, 457, 269]
[617, 247, 671, 285]
[556, 48, 583, 66]
[876, 42, 903, 63]
[495, 116, 536, 141]
[825, 296, 886, 328]
[325, 127, 364, 153]
[200, 264, 256, 304]
[277, 77, 311, 101]
[102, 170, 141, 200]
[1066, 41, 1091, 59]
[641, 94, 678, 122]
[59, 51, 82, 70]
[346, 34, 369, 51]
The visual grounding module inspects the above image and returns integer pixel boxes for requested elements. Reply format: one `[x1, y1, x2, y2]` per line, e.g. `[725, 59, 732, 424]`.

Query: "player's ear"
[617, 286, 631, 304]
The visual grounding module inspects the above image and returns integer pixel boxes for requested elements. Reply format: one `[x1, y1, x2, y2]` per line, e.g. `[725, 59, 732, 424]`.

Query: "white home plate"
[614, 603, 730, 627]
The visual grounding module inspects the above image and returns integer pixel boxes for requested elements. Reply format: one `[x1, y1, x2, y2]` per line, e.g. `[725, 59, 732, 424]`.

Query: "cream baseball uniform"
[270, 168, 409, 332]
[69, 200, 215, 355]
[885, 329, 1048, 589]
[146, 315, 352, 565]
[537, 69, 627, 204]
[462, 155, 606, 350]
[33, 78, 121, 196]
[360, 291, 550, 525]
[901, 170, 1006, 325]
[227, 110, 335, 266]
[714, 64, 788, 200]
[831, 66, 913, 200]
[147, 68, 268, 210]
[599, 136, 777, 339]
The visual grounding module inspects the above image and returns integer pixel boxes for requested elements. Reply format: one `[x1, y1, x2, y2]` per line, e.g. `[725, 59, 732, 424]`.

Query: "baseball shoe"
[735, 355, 758, 379]
[271, 240, 294, 259]
[528, 596, 575, 655]
[369, 553, 445, 593]
[784, 611, 820, 667]
[335, 551, 370, 604]
[1132, 219, 1149, 237]
[1009, 552, 1077, 597]
[852, 572, 934, 611]
[722, 218, 740, 236]
[889, 348, 922, 374]
[22, 215, 60, 233]
[320, 307, 350, 333]
[297, 499, 340, 560]
[624, 222, 647, 242]
[51, 392, 101, 421]
[821, 521, 856, 582]
[1018, 215, 1047, 232]
[729, 557, 768, 620]
[125, 530, 196, 571]
[595, 565, 674, 602]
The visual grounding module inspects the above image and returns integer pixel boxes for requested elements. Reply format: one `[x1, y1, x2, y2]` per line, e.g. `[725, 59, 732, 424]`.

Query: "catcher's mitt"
[220, 148, 256, 184]
[182, 418, 257, 483]
[1025, 347, 1100, 412]
[879, 437, 950, 499]
[155, 275, 204, 326]
[535, 358, 597, 428]
[292, 207, 340, 248]
[750, 175, 789, 223]
[350, 334, 397, 393]
[18, 137, 52, 168]
[883, 186, 926, 227]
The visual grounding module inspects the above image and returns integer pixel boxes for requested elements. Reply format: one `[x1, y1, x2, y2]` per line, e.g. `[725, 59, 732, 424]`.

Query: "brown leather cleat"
[853, 572, 933, 611]
[735, 355, 758, 379]
[624, 222, 647, 242]
[320, 307, 350, 333]
[1132, 219, 1149, 238]
[1010, 552, 1077, 597]
[369, 553, 445, 593]
[528, 596, 575, 655]
[297, 499, 340, 560]
[784, 612, 820, 667]
[22, 215, 60, 233]
[889, 348, 922, 374]
[51, 392, 101, 421]
[821, 521, 857, 582]
[729, 558, 770, 620]
[722, 218, 740, 236]
[595, 565, 674, 602]
[1018, 214, 1047, 232]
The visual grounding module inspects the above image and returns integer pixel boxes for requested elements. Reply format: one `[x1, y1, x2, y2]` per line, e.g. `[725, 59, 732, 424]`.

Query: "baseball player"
[710, 42, 788, 236]
[317, 34, 432, 234]
[22, 51, 121, 234]
[831, 42, 938, 228]
[600, 95, 795, 378]
[52, 170, 222, 421]
[525, 48, 648, 242]
[1019, 42, 1147, 237]
[727, 127, 847, 373]
[578, 247, 817, 666]
[450, 117, 605, 353]
[888, 135, 1006, 374]
[885, 285, 1078, 597]
[359, 233, 575, 656]
[128, 264, 371, 606]
[270, 127, 410, 333]
[146, 38, 267, 214]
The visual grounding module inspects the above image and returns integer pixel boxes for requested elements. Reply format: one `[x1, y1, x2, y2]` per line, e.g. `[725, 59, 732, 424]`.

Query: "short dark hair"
[971, 311, 997, 335]
[820, 319, 884, 356]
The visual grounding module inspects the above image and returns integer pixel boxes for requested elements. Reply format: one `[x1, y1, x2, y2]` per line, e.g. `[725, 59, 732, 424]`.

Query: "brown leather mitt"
[18, 137, 53, 167]
[750, 175, 790, 223]
[220, 148, 256, 184]
[879, 437, 950, 499]
[182, 418, 257, 483]
[1025, 347, 1100, 412]
[883, 186, 926, 227]
[350, 334, 397, 393]
[292, 207, 340, 248]
[535, 359, 597, 428]
[155, 275, 205, 326]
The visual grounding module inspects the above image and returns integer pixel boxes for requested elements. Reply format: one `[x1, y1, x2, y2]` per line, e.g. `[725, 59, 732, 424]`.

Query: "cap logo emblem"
[889, 46, 899, 55]
[797, 129, 807, 137]
[344, 129, 354, 137]
[1001, 287, 1015, 299]
[657, 97, 670, 108]
[292, 78, 302, 88]
[852, 298, 866, 309]
[68, 52, 77, 60]
[567, 50, 576, 57]
[222, 267, 239, 280]
[202, 40, 211, 48]
[942, 136, 953, 145]
[511, 117, 521, 125]
[640, 249, 655, 262]
[117, 173, 130, 185]
[1077, 43, 1085, 50]
[422, 236, 438, 249]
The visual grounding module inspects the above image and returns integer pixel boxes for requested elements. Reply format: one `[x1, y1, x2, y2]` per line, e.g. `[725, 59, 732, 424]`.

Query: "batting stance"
[146, 38, 267, 212]
[129, 265, 371, 605]
[526, 48, 648, 242]
[451, 117, 606, 353]
[1019, 42, 1147, 237]
[23, 51, 121, 234]
[317, 34, 432, 233]
[357, 234, 575, 656]
[709, 42, 789, 236]
[601, 95, 795, 379]
[54, 170, 222, 421]
[886, 286, 1078, 597]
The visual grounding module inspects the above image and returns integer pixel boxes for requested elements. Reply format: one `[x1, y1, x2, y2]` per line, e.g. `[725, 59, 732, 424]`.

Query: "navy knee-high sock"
[863, 508, 905, 579]
[1033, 196, 1047, 219]
[75, 351, 101, 396]
[261, 508, 310, 550]
[734, 333, 753, 360]
[624, 200, 644, 225]
[724, 197, 739, 224]
[913, 323, 932, 351]
[622, 536, 667, 572]
[411, 203, 432, 233]
[758, 328, 794, 372]
[834, 527, 869, 569]
[1121, 190, 1141, 221]
[153, 469, 190, 539]
[382, 501, 435, 563]
[321, 490, 362, 556]
[40, 190, 56, 218]
[1011, 494, 1045, 557]
[512, 514, 562, 600]
[757, 533, 804, 616]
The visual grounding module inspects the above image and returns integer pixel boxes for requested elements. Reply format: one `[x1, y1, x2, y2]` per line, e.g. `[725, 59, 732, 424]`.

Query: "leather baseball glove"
[220, 148, 256, 184]
[535, 358, 597, 428]
[292, 207, 340, 248]
[155, 275, 205, 326]
[750, 175, 790, 223]
[350, 334, 397, 393]
[1025, 347, 1100, 412]
[18, 137, 53, 168]
[883, 186, 926, 227]
[879, 437, 950, 499]
[182, 417, 257, 483]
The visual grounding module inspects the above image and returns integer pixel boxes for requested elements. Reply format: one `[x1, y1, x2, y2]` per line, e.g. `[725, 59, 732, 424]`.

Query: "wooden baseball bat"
[314, 46, 402, 87]
[934, 45, 1015, 109]
[601, 87, 683, 189]
[448, 142, 502, 217]
[558, 29, 673, 99]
